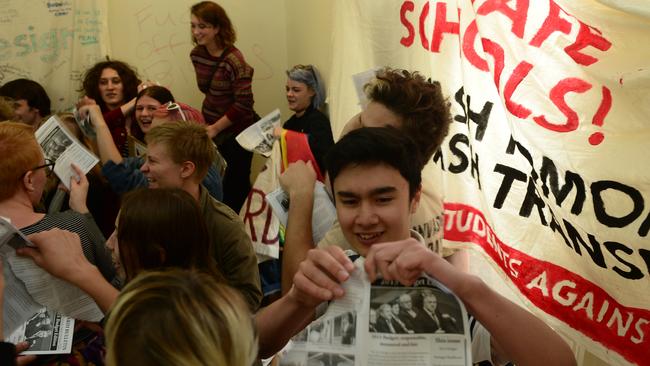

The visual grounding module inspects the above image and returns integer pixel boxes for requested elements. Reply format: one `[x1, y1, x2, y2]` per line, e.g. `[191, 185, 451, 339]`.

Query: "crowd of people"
[0, 1, 578, 366]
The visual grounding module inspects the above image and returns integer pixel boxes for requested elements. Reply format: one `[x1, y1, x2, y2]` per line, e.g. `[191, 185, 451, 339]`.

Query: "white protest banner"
[328, 1, 650, 365]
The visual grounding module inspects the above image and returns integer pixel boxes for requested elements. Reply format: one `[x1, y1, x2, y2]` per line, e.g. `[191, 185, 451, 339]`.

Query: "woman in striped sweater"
[190, 1, 256, 212]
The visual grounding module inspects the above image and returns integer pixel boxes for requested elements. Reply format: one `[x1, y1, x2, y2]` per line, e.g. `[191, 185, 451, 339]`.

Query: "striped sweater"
[20, 211, 116, 284]
[190, 45, 255, 134]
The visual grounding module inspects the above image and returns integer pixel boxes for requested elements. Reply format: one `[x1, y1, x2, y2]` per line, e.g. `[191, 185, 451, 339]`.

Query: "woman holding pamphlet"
[255, 64, 334, 300]
[190, 1, 257, 212]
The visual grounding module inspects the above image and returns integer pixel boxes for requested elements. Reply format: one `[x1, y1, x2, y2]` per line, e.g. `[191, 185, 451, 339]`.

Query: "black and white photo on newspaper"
[236, 108, 282, 157]
[0, 218, 75, 355]
[279, 258, 472, 366]
[34, 115, 99, 189]
[7, 307, 74, 355]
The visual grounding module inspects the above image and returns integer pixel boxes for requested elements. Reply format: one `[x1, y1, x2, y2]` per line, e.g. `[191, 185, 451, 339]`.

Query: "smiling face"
[286, 79, 314, 116]
[333, 163, 418, 257]
[191, 15, 219, 48]
[139, 142, 185, 189]
[98, 68, 124, 110]
[135, 95, 162, 134]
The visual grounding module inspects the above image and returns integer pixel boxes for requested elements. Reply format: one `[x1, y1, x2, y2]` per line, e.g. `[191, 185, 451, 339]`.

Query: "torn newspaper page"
[0, 218, 43, 336]
[7, 307, 74, 355]
[73, 108, 96, 139]
[35, 115, 99, 189]
[0, 217, 104, 322]
[266, 181, 336, 245]
[279, 257, 472, 366]
[236, 109, 282, 157]
[7, 254, 104, 322]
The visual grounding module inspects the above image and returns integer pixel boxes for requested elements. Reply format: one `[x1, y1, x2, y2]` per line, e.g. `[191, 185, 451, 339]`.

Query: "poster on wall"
[325, 1, 650, 365]
[0, 0, 109, 112]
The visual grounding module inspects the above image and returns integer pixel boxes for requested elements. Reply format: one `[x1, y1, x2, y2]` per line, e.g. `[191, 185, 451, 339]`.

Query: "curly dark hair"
[191, 1, 236, 48]
[364, 68, 451, 165]
[79, 60, 141, 110]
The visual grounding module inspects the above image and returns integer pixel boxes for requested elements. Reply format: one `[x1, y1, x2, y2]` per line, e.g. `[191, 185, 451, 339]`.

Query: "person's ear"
[410, 184, 422, 214]
[22, 170, 36, 192]
[179, 161, 196, 179]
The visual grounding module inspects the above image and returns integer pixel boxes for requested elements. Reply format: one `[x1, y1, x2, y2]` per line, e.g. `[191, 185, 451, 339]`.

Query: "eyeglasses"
[27, 159, 56, 177]
[153, 102, 187, 121]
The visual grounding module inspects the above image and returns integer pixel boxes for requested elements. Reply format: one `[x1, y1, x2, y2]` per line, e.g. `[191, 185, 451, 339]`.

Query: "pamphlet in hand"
[35, 115, 100, 189]
[73, 108, 96, 139]
[279, 257, 472, 366]
[236, 109, 282, 157]
[7, 307, 74, 355]
[265, 181, 337, 245]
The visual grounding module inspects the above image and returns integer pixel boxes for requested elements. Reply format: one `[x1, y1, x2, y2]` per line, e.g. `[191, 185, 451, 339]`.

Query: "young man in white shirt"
[284, 127, 576, 366]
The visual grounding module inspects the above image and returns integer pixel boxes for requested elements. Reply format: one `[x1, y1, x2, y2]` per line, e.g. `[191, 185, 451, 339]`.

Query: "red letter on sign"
[261, 207, 279, 245]
[533, 77, 592, 132]
[482, 38, 506, 90]
[477, 0, 530, 39]
[242, 188, 266, 242]
[463, 20, 489, 71]
[503, 61, 534, 119]
[419, 2, 431, 50]
[565, 21, 612, 66]
[400, 1, 415, 47]
[430, 2, 460, 52]
[529, 0, 572, 47]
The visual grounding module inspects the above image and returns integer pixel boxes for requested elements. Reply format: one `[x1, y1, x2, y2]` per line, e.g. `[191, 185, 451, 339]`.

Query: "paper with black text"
[7, 254, 104, 322]
[35, 115, 99, 189]
[7, 307, 74, 355]
[0, 217, 104, 322]
[279, 257, 471, 366]
[0, 217, 44, 336]
[236, 109, 282, 157]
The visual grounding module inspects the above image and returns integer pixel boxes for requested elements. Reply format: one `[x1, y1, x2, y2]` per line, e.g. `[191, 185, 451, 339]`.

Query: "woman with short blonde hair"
[105, 269, 257, 366]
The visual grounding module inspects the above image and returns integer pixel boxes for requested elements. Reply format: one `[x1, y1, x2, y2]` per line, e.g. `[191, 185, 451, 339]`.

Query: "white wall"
[107, 0, 289, 121]
[285, 0, 333, 108]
